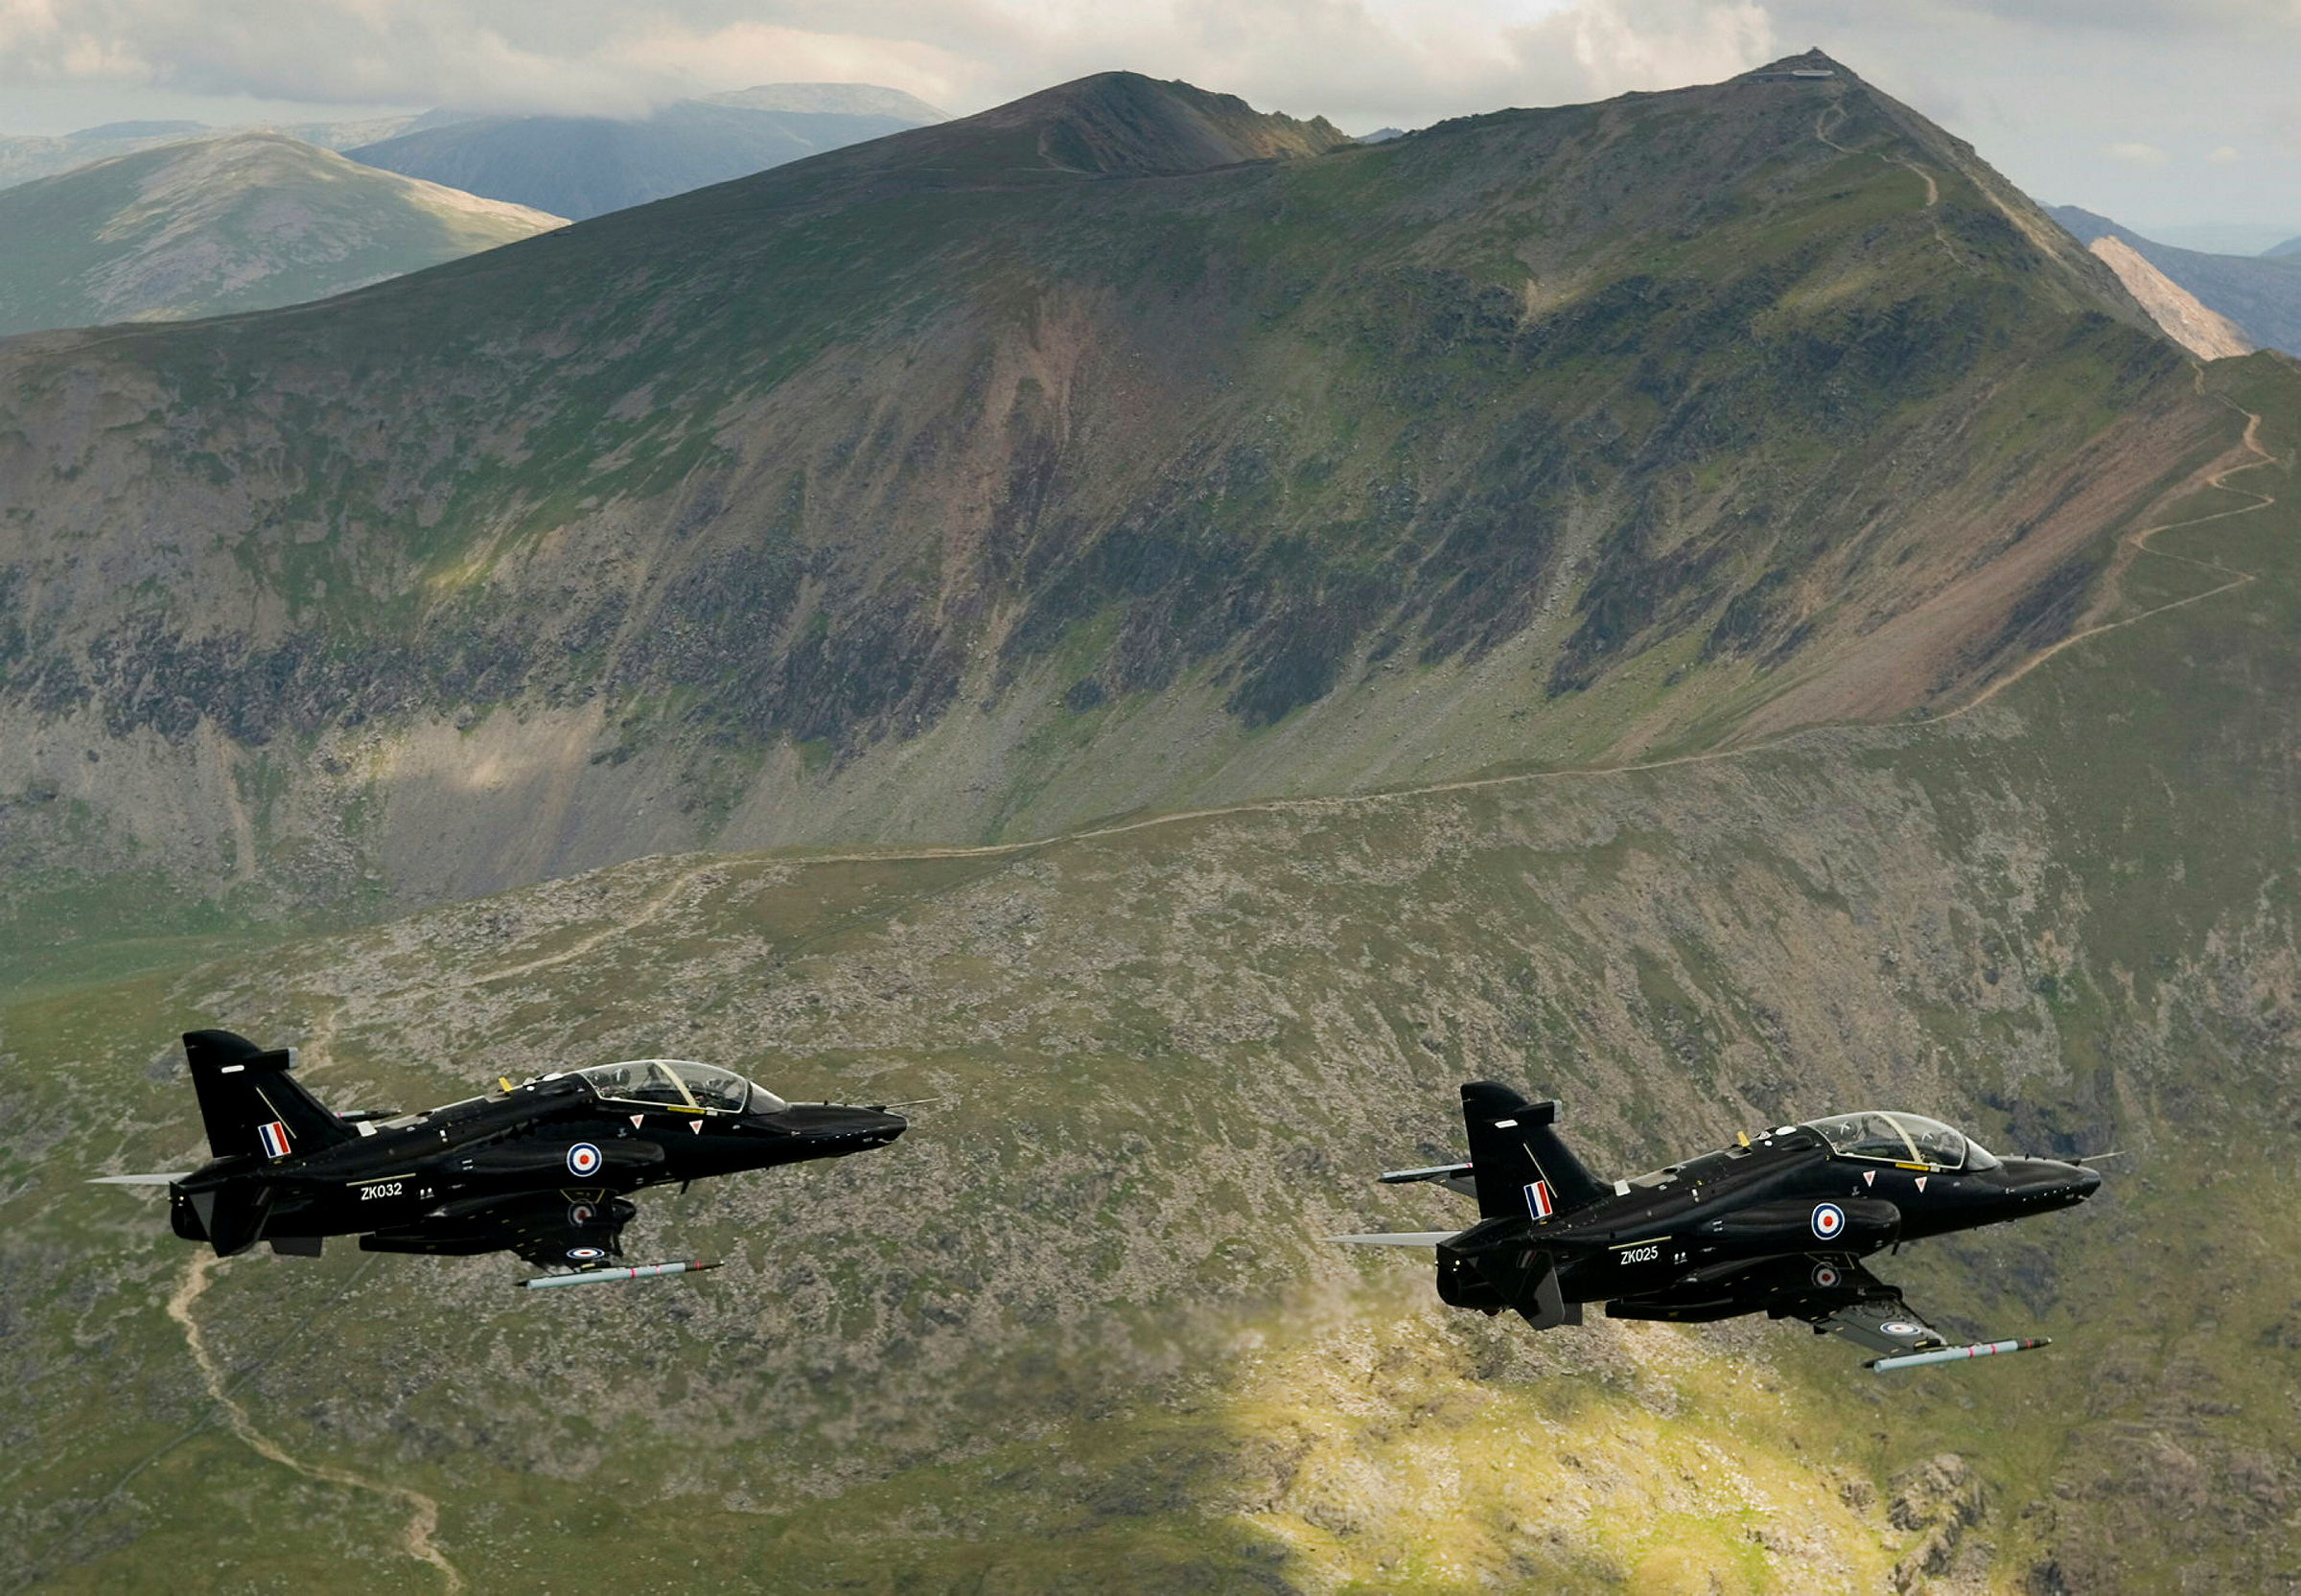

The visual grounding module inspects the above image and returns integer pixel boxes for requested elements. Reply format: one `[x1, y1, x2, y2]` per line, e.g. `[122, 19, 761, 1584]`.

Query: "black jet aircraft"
[1334, 1081, 2102, 1369]
[94, 1030, 907, 1285]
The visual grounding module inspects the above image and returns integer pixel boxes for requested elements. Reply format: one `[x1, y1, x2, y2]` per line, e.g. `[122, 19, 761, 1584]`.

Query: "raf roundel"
[1810, 1262, 1842, 1289]
[1810, 1201, 1847, 1240]
[1880, 1320, 1924, 1337]
[566, 1142, 604, 1178]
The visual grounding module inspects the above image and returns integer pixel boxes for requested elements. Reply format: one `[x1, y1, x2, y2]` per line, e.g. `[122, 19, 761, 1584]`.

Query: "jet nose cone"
[2075, 1164, 2103, 1199]
[776, 1102, 907, 1146]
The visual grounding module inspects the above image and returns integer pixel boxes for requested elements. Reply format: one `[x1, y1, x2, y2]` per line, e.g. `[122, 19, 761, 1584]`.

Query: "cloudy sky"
[2, 0, 2292, 243]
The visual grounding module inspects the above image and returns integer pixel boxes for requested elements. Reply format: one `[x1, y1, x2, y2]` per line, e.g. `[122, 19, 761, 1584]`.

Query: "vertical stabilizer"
[1460, 1082, 1610, 1220]
[184, 1029, 351, 1162]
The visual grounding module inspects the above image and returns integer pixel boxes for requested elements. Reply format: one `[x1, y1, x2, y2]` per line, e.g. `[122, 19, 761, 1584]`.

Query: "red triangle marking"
[689, 1120, 704, 1134]
[630, 1115, 644, 1128]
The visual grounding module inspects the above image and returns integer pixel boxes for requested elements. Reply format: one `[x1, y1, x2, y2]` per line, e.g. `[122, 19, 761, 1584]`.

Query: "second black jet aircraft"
[95, 1030, 907, 1283]
[1335, 1081, 2101, 1368]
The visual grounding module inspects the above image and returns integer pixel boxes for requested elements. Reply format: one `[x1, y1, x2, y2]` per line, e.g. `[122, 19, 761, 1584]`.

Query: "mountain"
[2051, 204, 2301, 355]
[706, 81, 948, 122]
[10, 54, 2301, 1594]
[8, 351, 2301, 1593]
[0, 120, 210, 189]
[0, 58, 2211, 924]
[0, 132, 564, 336]
[2141, 223, 2298, 256]
[0, 111, 489, 197]
[344, 97, 938, 220]
[2270, 234, 2301, 258]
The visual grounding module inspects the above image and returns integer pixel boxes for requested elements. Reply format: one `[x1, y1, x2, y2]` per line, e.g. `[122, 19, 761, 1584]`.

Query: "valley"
[5, 49, 2300, 1596]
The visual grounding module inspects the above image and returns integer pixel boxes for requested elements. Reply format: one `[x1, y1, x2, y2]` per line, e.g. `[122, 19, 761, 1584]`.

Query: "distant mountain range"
[0, 83, 945, 207]
[343, 94, 944, 220]
[2050, 205, 2301, 356]
[704, 82, 947, 121]
[0, 132, 562, 336]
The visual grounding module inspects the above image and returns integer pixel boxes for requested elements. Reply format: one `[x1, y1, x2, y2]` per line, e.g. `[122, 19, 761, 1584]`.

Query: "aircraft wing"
[360, 1191, 639, 1270]
[1808, 1270, 1950, 1356]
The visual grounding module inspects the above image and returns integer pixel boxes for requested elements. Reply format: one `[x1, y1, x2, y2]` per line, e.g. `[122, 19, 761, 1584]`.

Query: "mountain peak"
[913, 71, 1349, 178]
[1735, 48, 1848, 81]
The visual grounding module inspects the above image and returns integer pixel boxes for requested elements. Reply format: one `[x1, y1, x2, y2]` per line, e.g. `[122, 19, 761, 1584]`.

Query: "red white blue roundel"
[1880, 1320, 1923, 1337]
[567, 1246, 606, 1261]
[566, 1142, 603, 1177]
[1810, 1202, 1847, 1240]
[1810, 1262, 1842, 1289]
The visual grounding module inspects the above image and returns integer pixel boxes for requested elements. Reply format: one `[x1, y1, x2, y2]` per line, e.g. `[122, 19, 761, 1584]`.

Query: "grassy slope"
[0, 134, 562, 336]
[5, 356, 2298, 1593]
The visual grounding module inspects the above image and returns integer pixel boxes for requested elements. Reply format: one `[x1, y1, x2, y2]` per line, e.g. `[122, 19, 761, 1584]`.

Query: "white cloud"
[2104, 140, 2170, 167]
[2206, 144, 2241, 163]
[0, 0, 1779, 126]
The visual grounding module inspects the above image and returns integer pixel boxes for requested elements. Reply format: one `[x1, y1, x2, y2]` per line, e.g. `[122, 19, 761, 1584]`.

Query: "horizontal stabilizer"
[88, 1172, 192, 1186]
[1378, 1164, 1473, 1185]
[1328, 1231, 1458, 1246]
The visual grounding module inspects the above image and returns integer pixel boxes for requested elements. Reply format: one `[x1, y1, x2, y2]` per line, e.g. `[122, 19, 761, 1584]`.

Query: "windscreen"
[1804, 1111, 1918, 1163]
[1889, 1114, 1969, 1169]
[575, 1060, 694, 1107]
[665, 1062, 749, 1113]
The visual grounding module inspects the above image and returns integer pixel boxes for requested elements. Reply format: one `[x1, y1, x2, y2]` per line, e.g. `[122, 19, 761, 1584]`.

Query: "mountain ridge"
[0, 61, 2223, 923]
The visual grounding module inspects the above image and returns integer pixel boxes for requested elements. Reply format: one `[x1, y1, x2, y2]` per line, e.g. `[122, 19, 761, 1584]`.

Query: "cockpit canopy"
[1803, 1110, 1999, 1170]
[570, 1059, 789, 1116]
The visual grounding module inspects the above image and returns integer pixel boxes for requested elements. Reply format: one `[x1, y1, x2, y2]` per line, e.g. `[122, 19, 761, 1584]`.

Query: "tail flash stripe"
[257, 1120, 291, 1158]
[1524, 1178, 1554, 1219]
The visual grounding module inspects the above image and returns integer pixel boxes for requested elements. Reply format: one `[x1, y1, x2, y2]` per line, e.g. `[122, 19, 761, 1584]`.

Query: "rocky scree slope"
[0, 58, 2222, 923]
[9, 356, 2301, 1595]
[0, 132, 564, 337]
[2051, 204, 2301, 358]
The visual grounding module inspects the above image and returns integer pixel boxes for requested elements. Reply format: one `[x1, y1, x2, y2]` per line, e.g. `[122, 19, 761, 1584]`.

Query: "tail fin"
[1461, 1082, 1610, 1221]
[184, 1030, 351, 1162]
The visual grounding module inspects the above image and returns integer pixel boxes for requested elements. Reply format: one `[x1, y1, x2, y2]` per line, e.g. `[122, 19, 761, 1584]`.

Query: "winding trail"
[466, 862, 725, 986]
[167, 1257, 465, 1593]
[470, 401, 2279, 962]
[1948, 399, 2274, 717]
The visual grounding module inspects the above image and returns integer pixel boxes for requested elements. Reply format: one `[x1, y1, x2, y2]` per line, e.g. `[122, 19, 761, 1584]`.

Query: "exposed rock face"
[1890, 1453, 1987, 1593]
[2087, 236, 2255, 359]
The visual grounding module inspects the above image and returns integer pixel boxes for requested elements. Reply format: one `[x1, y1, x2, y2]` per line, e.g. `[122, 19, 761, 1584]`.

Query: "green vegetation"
[6, 355, 2301, 1591]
